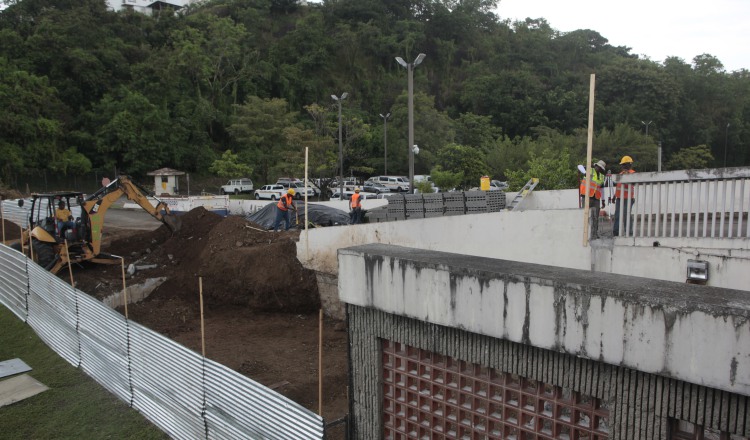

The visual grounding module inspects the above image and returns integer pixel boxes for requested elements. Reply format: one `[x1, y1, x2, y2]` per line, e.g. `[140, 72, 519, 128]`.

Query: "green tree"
[435, 143, 488, 189]
[505, 148, 577, 191]
[228, 96, 297, 184]
[209, 150, 253, 178]
[430, 166, 463, 192]
[665, 145, 714, 170]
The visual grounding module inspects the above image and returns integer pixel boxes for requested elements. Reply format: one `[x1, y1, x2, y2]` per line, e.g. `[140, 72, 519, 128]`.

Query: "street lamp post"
[396, 53, 426, 194]
[724, 122, 730, 167]
[641, 120, 652, 137]
[379, 112, 391, 175]
[331, 92, 348, 198]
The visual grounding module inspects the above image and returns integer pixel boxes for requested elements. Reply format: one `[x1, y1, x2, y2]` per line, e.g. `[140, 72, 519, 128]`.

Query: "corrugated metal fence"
[0, 244, 324, 440]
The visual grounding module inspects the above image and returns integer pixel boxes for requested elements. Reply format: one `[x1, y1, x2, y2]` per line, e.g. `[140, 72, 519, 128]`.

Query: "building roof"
[147, 167, 185, 176]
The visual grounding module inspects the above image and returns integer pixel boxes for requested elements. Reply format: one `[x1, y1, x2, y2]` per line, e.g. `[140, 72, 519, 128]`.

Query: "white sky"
[496, 0, 750, 72]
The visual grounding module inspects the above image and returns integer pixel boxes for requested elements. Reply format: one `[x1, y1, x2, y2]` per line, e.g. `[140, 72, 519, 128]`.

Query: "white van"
[369, 176, 409, 192]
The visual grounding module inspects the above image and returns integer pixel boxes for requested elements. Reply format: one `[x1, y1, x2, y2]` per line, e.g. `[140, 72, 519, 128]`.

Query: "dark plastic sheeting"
[245, 202, 352, 229]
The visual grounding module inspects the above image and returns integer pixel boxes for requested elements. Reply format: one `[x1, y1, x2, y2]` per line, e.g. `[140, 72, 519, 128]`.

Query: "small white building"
[147, 167, 185, 196]
[106, 0, 192, 14]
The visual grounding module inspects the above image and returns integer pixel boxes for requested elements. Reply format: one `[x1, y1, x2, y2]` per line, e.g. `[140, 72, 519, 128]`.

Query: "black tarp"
[245, 202, 352, 229]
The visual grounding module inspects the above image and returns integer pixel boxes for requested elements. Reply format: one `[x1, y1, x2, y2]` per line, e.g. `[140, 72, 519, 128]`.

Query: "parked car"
[362, 182, 391, 194]
[490, 180, 509, 191]
[220, 178, 254, 195]
[255, 184, 286, 200]
[281, 182, 315, 200]
[276, 177, 301, 186]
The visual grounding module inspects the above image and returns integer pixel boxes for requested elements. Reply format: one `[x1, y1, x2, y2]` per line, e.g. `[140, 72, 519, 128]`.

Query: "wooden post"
[200, 277, 206, 358]
[305, 147, 310, 261]
[120, 257, 128, 319]
[20, 225, 25, 254]
[583, 73, 596, 247]
[64, 240, 74, 287]
[1, 199, 5, 244]
[318, 308, 323, 416]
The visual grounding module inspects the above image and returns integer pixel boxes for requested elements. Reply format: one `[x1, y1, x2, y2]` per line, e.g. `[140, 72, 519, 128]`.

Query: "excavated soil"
[2, 219, 22, 240]
[64, 207, 349, 437]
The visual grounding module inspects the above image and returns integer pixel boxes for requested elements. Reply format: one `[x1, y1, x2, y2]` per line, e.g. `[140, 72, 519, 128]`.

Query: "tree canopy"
[0, 0, 747, 190]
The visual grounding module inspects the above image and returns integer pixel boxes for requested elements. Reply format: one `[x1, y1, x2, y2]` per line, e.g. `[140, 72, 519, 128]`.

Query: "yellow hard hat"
[355, 187, 360, 192]
[288, 188, 295, 195]
[620, 155, 633, 164]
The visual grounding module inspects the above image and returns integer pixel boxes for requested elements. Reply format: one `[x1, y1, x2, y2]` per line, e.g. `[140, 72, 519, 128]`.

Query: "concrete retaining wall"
[341, 244, 750, 439]
[339, 244, 750, 396]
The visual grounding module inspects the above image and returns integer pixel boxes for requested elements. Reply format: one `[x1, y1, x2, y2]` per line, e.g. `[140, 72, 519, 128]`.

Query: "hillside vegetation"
[1, 0, 748, 190]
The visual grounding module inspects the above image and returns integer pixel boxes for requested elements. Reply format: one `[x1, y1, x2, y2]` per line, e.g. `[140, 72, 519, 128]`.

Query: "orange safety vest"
[277, 194, 294, 211]
[614, 169, 636, 198]
[350, 193, 362, 208]
[580, 173, 603, 199]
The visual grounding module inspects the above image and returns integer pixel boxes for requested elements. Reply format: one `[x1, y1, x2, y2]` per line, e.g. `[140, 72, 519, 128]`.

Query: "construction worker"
[349, 187, 363, 224]
[273, 188, 296, 231]
[582, 160, 606, 239]
[613, 155, 636, 236]
[55, 200, 76, 236]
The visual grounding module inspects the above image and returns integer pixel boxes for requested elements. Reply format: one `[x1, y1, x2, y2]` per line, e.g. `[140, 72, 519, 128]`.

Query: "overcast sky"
[496, 0, 750, 72]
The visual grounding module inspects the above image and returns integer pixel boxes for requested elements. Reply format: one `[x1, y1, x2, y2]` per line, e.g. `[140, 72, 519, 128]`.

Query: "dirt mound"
[107, 207, 319, 313]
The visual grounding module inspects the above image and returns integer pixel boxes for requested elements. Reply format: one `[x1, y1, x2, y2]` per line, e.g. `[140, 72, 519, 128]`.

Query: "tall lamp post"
[331, 92, 348, 198]
[395, 53, 426, 194]
[641, 120, 652, 137]
[379, 112, 391, 175]
[724, 122, 730, 167]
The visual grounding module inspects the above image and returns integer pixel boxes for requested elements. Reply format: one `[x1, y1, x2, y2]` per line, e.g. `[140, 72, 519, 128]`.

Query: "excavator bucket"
[163, 213, 182, 232]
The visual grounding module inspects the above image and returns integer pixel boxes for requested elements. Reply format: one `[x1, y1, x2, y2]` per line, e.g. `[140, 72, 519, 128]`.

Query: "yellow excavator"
[12, 175, 181, 274]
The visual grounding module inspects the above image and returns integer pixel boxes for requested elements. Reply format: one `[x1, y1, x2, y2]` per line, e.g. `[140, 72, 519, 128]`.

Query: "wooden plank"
[0, 374, 49, 407]
[0, 358, 31, 379]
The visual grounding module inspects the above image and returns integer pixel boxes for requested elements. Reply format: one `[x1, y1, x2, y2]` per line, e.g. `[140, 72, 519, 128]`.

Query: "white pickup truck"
[254, 184, 286, 200]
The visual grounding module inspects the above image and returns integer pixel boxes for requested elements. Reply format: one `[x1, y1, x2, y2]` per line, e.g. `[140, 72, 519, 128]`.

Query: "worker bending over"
[273, 189, 297, 231]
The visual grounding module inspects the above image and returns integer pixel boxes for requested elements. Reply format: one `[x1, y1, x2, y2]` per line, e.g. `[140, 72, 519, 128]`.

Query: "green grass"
[0, 306, 167, 440]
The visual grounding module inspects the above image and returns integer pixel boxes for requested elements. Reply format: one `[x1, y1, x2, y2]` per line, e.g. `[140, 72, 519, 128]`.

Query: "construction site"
[2, 167, 750, 439]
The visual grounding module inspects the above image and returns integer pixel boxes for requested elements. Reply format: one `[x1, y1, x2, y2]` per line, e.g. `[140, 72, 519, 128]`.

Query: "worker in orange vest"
[273, 188, 297, 231]
[613, 155, 636, 236]
[349, 187, 363, 224]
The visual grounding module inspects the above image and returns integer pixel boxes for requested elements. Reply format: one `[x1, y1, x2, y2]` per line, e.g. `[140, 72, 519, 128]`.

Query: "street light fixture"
[724, 122, 730, 167]
[332, 92, 348, 198]
[641, 120, 652, 137]
[379, 112, 391, 175]
[395, 53, 426, 193]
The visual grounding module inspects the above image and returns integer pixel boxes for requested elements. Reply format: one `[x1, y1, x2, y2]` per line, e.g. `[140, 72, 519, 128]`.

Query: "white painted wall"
[297, 208, 592, 275]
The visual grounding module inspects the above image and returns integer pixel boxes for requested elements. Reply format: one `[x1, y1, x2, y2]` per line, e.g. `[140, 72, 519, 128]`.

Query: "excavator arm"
[83, 175, 181, 255]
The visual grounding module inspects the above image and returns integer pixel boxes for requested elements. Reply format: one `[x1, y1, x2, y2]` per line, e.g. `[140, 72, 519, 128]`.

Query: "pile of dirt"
[105, 207, 320, 313]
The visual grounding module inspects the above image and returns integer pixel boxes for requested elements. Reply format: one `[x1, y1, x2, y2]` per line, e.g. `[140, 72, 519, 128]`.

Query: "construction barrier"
[0, 244, 324, 440]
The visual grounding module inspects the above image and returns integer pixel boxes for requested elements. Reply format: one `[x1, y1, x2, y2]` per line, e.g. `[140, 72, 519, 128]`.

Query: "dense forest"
[0, 0, 748, 191]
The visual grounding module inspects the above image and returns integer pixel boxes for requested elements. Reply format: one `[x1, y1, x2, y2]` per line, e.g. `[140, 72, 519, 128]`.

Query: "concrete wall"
[297, 209, 591, 275]
[341, 244, 750, 439]
[339, 244, 750, 397]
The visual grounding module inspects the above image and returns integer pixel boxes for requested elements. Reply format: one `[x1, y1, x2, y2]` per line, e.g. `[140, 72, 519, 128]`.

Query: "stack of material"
[487, 191, 507, 212]
[443, 192, 466, 216]
[464, 190, 488, 214]
[423, 193, 445, 218]
[365, 206, 388, 223]
[386, 194, 406, 221]
[404, 194, 425, 219]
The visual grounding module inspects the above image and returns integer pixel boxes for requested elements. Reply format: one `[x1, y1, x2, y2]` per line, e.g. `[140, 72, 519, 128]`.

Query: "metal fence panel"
[78, 292, 131, 402]
[26, 264, 80, 366]
[0, 245, 28, 320]
[129, 321, 206, 440]
[1, 199, 30, 228]
[204, 358, 324, 440]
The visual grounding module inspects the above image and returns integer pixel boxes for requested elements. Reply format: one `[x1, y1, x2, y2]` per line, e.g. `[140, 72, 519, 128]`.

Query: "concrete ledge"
[338, 244, 750, 396]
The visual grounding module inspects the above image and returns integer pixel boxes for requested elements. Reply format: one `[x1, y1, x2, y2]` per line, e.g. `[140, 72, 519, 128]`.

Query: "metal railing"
[615, 167, 750, 239]
[0, 244, 324, 439]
